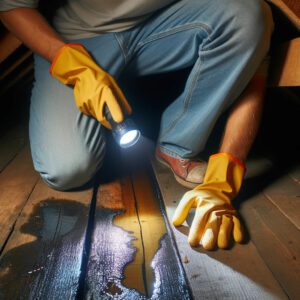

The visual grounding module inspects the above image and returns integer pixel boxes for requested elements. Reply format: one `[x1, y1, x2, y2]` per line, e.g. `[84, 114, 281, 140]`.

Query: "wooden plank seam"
[129, 176, 150, 297]
[0, 179, 39, 254]
[148, 168, 194, 299]
[75, 185, 98, 300]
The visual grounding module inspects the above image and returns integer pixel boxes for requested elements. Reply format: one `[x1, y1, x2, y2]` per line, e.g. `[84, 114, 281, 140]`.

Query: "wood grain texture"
[241, 194, 300, 299]
[263, 174, 300, 229]
[0, 125, 27, 172]
[84, 175, 191, 299]
[152, 160, 289, 300]
[0, 50, 32, 81]
[0, 147, 39, 251]
[267, 0, 300, 29]
[0, 179, 93, 299]
[282, 0, 300, 18]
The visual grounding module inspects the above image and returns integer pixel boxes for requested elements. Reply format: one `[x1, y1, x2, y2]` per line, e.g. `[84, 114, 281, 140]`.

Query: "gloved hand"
[50, 44, 132, 128]
[172, 153, 245, 250]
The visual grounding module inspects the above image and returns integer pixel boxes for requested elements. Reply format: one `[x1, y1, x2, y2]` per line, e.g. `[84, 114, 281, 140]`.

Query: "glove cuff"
[49, 43, 85, 75]
[210, 152, 246, 172]
[199, 152, 246, 201]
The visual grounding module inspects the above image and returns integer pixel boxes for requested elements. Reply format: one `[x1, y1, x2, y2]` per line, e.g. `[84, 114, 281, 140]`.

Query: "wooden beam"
[0, 31, 22, 64]
[267, 0, 300, 30]
[269, 38, 300, 87]
[0, 50, 32, 81]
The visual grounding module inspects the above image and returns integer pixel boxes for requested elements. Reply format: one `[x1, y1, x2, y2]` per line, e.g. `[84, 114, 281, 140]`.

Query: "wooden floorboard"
[0, 125, 27, 173]
[152, 160, 289, 300]
[0, 178, 93, 299]
[0, 147, 39, 251]
[241, 194, 300, 299]
[263, 173, 300, 229]
[0, 124, 298, 299]
[289, 163, 300, 183]
[84, 174, 191, 299]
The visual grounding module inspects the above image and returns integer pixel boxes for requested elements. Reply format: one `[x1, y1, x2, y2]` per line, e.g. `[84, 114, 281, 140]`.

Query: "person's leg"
[219, 75, 266, 161]
[118, 0, 273, 159]
[30, 34, 125, 190]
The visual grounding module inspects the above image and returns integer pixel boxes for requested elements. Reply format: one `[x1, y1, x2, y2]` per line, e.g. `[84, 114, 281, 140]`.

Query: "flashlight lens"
[119, 130, 140, 147]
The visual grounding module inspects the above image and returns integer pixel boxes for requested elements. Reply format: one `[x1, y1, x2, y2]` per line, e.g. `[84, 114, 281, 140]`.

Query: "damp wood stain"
[1, 175, 192, 299]
[84, 176, 191, 299]
[0, 198, 89, 300]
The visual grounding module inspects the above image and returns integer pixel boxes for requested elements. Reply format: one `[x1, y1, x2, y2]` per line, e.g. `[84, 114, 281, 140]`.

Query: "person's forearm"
[219, 75, 267, 162]
[0, 8, 65, 62]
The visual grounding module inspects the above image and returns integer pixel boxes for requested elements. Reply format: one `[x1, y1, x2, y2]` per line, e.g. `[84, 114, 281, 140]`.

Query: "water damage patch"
[0, 198, 89, 300]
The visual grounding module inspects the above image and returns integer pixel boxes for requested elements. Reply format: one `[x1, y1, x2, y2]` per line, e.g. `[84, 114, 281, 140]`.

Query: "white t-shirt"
[0, 0, 177, 39]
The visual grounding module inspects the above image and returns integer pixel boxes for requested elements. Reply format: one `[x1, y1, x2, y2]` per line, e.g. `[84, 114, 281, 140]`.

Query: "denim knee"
[40, 148, 105, 191]
[225, 0, 273, 54]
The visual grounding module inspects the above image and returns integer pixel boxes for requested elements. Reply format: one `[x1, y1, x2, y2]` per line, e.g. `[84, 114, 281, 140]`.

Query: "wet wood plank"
[0, 179, 93, 299]
[84, 174, 191, 299]
[241, 194, 300, 299]
[152, 160, 289, 300]
[0, 147, 39, 251]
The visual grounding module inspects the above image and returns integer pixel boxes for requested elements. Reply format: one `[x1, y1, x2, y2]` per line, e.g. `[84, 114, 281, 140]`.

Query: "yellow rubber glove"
[172, 153, 245, 250]
[50, 44, 132, 128]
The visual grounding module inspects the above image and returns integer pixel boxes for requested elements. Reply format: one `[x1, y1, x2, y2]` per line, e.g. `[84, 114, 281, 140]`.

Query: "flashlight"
[104, 106, 141, 148]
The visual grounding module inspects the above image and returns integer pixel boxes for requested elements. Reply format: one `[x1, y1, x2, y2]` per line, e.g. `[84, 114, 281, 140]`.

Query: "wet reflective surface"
[84, 208, 142, 300]
[84, 208, 191, 300]
[0, 182, 192, 299]
[0, 199, 89, 300]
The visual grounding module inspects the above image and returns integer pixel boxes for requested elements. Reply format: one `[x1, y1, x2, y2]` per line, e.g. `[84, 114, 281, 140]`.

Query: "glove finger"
[113, 83, 132, 115]
[104, 87, 124, 123]
[217, 214, 233, 249]
[172, 192, 197, 227]
[188, 203, 211, 247]
[100, 118, 112, 129]
[201, 212, 220, 250]
[232, 215, 243, 243]
[109, 78, 132, 115]
[92, 95, 112, 129]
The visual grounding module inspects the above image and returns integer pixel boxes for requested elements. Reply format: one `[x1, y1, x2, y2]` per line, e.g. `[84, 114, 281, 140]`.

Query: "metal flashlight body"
[104, 106, 141, 148]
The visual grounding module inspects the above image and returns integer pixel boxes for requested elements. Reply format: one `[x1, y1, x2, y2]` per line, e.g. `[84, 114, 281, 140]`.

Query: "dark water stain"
[151, 234, 191, 299]
[84, 208, 143, 300]
[0, 198, 89, 300]
[84, 208, 191, 300]
[0, 192, 192, 299]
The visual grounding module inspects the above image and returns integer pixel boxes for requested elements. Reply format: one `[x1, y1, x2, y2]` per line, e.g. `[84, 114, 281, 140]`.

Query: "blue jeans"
[30, 0, 273, 190]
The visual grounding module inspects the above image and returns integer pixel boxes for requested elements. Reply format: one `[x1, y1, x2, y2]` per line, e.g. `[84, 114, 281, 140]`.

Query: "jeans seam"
[114, 33, 128, 65]
[137, 22, 212, 48]
[159, 145, 184, 159]
[159, 41, 208, 142]
[162, 57, 202, 138]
